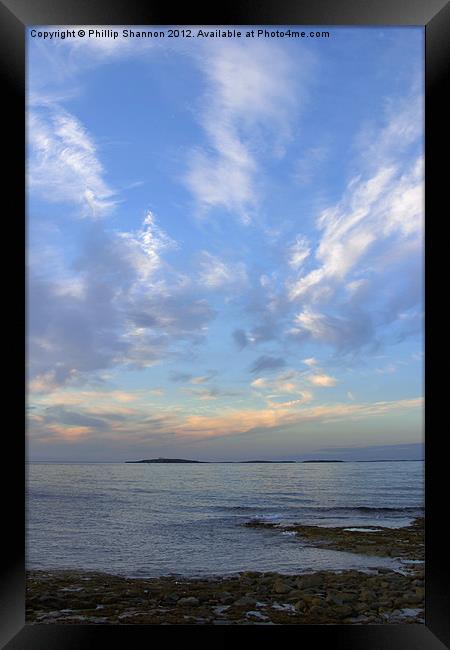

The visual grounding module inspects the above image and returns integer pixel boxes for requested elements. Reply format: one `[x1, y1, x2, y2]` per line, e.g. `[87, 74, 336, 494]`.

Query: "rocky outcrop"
[245, 517, 424, 560]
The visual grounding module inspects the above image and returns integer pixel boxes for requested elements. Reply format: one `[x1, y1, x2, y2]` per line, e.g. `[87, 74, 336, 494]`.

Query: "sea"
[27, 460, 424, 578]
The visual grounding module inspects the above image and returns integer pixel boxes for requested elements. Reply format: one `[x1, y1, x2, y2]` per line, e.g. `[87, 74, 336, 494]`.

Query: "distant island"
[125, 458, 345, 464]
[126, 458, 204, 464]
[302, 460, 344, 463]
[126, 458, 298, 464]
[125, 457, 420, 464]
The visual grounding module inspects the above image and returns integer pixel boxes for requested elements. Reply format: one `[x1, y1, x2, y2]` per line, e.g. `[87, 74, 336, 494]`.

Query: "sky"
[26, 26, 424, 462]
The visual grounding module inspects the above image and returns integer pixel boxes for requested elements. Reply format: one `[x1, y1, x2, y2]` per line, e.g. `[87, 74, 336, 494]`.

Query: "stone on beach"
[177, 596, 200, 606]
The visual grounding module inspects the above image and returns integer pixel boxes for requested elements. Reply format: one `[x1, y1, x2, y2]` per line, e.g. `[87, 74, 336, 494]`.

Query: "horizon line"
[27, 458, 425, 464]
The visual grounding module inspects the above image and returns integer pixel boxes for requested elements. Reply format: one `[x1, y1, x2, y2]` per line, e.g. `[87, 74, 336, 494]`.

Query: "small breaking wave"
[312, 506, 422, 513]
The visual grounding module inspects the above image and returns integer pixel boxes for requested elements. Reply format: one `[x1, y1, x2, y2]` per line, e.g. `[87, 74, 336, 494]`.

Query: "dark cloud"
[186, 386, 240, 398]
[169, 371, 193, 383]
[28, 222, 216, 390]
[289, 308, 377, 353]
[232, 329, 248, 350]
[288, 251, 423, 356]
[250, 323, 278, 343]
[43, 406, 110, 430]
[28, 272, 129, 386]
[250, 355, 286, 374]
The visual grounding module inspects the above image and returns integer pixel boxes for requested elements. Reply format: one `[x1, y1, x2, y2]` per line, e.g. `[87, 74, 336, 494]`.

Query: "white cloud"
[290, 308, 375, 352]
[292, 310, 335, 341]
[288, 236, 311, 270]
[267, 392, 313, 409]
[356, 94, 423, 169]
[252, 366, 337, 394]
[251, 373, 298, 395]
[28, 106, 117, 217]
[283, 93, 423, 355]
[251, 377, 268, 389]
[198, 251, 247, 290]
[251, 371, 317, 407]
[287, 94, 423, 303]
[118, 211, 177, 280]
[307, 373, 337, 387]
[288, 164, 400, 301]
[185, 41, 302, 221]
[345, 278, 369, 297]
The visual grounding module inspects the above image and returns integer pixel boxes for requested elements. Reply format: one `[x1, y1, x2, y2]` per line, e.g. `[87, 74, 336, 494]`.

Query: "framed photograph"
[2, 0, 449, 647]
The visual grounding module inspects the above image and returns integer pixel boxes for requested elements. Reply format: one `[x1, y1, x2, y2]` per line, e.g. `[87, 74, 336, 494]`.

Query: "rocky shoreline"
[26, 518, 424, 625]
[245, 516, 424, 560]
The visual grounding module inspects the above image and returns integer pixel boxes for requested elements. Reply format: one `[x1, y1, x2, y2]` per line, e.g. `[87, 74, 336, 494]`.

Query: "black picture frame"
[1, 0, 449, 647]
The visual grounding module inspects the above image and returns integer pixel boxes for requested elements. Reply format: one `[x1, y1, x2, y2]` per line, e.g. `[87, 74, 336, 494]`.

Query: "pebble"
[177, 597, 200, 606]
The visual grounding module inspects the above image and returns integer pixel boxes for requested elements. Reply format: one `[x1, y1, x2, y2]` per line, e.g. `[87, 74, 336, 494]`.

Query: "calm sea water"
[27, 461, 424, 577]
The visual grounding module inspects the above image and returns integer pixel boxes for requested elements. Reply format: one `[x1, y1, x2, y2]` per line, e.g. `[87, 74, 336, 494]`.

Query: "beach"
[26, 517, 424, 625]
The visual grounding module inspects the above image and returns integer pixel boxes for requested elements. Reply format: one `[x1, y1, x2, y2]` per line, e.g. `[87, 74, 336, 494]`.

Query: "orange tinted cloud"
[172, 397, 423, 439]
[28, 396, 423, 445]
[47, 424, 92, 440]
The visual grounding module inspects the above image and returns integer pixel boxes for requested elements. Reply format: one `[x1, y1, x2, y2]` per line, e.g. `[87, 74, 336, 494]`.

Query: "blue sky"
[27, 27, 424, 461]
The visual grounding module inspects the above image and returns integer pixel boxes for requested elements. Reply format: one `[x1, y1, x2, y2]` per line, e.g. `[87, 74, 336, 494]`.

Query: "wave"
[311, 506, 423, 513]
[243, 505, 424, 525]
[215, 504, 423, 514]
[215, 502, 313, 512]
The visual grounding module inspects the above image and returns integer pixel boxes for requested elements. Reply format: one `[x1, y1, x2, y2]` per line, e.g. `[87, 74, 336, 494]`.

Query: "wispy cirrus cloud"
[288, 236, 311, 270]
[284, 95, 423, 355]
[287, 157, 423, 303]
[198, 251, 247, 290]
[185, 40, 306, 221]
[28, 105, 117, 218]
[266, 393, 313, 409]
